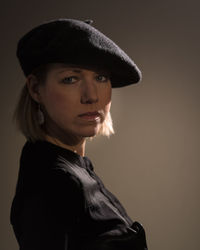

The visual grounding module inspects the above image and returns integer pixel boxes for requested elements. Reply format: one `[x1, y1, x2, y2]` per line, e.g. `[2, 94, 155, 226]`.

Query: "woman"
[10, 19, 148, 250]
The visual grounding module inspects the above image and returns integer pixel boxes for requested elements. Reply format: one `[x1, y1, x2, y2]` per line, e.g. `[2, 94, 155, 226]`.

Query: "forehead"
[47, 63, 110, 75]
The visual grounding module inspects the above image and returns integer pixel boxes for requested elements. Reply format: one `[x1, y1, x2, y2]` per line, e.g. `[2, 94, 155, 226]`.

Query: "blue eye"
[61, 76, 78, 84]
[96, 75, 109, 82]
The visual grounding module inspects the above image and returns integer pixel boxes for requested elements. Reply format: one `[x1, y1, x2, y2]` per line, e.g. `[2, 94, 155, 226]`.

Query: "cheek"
[42, 89, 75, 117]
[99, 85, 112, 109]
[46, 92, 65, 111]
[97, 87, 112, 124]
[106, 86, 112, 112]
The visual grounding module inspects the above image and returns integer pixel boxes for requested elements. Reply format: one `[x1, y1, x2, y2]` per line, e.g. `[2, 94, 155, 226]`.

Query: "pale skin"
[26, 64, 112, 156]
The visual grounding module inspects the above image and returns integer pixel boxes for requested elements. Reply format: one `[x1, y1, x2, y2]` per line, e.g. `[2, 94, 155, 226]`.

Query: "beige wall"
[1, 1, 199, 249]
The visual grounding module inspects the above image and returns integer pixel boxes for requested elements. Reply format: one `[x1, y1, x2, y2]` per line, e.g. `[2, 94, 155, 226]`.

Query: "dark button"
[131, 221, 143, 234]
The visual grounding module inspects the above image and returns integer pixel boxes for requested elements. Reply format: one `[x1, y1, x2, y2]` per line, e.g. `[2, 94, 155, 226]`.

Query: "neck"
[45, 134, 86, 156]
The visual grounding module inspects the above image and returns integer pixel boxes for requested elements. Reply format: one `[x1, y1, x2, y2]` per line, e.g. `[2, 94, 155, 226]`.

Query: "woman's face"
[36, 65, 112, 140]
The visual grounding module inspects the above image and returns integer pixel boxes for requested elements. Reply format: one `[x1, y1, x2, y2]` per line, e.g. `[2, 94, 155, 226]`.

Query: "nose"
[80, 80, 98, 104]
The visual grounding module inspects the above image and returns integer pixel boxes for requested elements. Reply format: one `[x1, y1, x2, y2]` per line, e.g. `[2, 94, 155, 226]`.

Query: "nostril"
[81, 96, 98, 104]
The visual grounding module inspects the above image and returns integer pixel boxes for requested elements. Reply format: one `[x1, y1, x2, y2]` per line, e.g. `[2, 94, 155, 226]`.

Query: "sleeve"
[17, 170, 85, 250]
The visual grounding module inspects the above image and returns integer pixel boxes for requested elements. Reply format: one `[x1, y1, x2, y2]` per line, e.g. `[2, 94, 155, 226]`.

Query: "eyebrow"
[55, 67, 110, 76]
[57, 69, 82, 74]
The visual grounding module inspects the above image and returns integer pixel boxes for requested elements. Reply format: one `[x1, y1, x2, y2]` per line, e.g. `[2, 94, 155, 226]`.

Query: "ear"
[26, 74, 42, 103]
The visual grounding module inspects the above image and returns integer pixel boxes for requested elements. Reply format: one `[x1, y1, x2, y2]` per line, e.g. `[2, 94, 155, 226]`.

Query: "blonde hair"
[13, 65, 114, 141]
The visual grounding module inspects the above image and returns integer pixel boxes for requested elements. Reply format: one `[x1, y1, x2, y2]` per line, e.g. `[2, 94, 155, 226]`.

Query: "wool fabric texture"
[17, 18, 142, 88]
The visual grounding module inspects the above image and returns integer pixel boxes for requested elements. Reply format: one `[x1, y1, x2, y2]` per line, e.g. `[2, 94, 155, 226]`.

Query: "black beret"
[17, 18, 141, 88]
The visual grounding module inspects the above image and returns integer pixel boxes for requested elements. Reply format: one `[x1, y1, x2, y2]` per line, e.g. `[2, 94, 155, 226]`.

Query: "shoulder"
[17, 140, 84, 196]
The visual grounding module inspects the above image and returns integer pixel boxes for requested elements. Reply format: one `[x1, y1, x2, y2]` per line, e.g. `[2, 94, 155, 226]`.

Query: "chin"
[78, 126, 100, 138]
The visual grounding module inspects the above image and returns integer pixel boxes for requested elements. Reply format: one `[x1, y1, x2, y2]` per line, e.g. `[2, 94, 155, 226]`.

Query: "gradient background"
[1, 0, 199, 249]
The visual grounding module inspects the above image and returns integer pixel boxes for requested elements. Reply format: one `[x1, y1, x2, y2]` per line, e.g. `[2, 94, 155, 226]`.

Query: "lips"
[78, 111, 101, 121]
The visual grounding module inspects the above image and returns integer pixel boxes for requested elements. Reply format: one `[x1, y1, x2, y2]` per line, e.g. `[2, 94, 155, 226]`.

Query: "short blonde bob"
[14, 64, 114, 142]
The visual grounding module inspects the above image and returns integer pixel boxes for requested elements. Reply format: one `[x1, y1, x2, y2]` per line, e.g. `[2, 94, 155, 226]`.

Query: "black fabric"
[16, 19, 141, 88]
[10, 140, 148, 250]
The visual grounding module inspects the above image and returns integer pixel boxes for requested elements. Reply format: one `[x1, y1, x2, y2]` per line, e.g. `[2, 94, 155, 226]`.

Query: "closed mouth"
[78, 111, 100, 117]
[78, 111, 102, 121]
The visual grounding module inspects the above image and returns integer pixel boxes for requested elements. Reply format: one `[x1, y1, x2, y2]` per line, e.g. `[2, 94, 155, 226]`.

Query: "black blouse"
[10, 140, 148, 250]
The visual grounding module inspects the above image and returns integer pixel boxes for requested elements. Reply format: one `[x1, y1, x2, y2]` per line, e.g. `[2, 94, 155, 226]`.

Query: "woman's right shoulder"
[18, 140, 83, 193]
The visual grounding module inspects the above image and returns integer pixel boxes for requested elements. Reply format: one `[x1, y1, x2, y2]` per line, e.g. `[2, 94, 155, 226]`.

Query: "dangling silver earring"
[37, 104, 44, 125]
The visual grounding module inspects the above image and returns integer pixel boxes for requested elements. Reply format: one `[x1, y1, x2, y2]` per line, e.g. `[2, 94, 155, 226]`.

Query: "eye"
[96, 75, 110, 82]
[61, 76, 78, 84]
